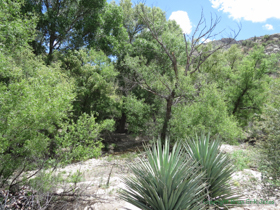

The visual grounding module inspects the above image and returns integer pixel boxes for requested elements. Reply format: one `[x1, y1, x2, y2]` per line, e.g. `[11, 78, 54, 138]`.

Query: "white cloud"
[169, 11, 192, 34]
[210, 0, 280, 22]
[201, 38, 213, 43]
[263, 24, 274, 30]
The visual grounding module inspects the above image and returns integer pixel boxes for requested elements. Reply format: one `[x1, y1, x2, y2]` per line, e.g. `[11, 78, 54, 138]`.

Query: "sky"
[108, 0, 280, 41]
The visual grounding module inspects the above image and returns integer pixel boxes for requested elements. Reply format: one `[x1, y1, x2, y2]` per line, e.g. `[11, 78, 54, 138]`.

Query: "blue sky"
[108, 0, 280, 41]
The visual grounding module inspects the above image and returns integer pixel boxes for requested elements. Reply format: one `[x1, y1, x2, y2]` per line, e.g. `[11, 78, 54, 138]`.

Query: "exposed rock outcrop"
[211, 33, 280, 55]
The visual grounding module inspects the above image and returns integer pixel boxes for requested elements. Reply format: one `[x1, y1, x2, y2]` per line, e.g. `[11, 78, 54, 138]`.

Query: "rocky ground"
[39, 141, 279, 210]
[3, 136, 279, 210]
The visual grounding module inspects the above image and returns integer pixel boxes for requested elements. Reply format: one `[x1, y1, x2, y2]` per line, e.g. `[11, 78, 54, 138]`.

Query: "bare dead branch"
[184, 12, 241, 75]
[9, 159, 46, 191]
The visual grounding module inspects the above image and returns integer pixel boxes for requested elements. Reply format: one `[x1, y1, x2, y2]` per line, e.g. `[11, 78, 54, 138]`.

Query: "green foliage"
[183, 134, 240, 207]
[2, 0, 280, 204]
[260, 136, 280, 187]
[242, 40, 255, 48]
[27, 170, 65, 194]
[56, 49, 120, 122]
[57, 113, 114, 163]
[0, 0, 37, 51]
[67, 169, 84, 184]
[0, 50, 75, 186]
[230, 150, 251, 171]
[122, 4, 274, 142]
[123, 94, 152, 134]
[0, 47, 114, 187]
[22, 0, 105, 54]
[21, 0, 126, 58]
[204, 45, 275, 127]
[96, 2, 128, 56]
[262, 34, 270, 41]
[119, 139, 207, 210]
[254, 78, 280, 189]
[170, 83, 242, 144]
[230, 46, 274, 125]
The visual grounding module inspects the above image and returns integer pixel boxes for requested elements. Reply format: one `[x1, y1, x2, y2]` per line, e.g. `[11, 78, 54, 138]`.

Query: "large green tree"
[0, 0, 37, 52]
[21, 0, 125, 60]
[113, 0, 163, 134]
[0, 0, 115, 189]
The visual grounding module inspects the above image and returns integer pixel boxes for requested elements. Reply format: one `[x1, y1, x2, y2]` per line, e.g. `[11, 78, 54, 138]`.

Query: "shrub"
[119, 139, 207, 210]
[183, 133, 241, 208]
[253, 78, 280, 196]
[258, 120, 280, 197]
[230, 150, 251, 171]
[260, 136, 280, 185]
[0, 51, 75, 188]
[56, 113, 115, 163]
[241, 40, 255, 48]
[262, 34, 270, 41]
[170, 84, 242, 144]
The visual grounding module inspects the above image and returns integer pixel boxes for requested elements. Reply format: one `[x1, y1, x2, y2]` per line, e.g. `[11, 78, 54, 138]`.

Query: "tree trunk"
[47, 31, 55, 64]
[161, 95, 173, 144]
[233, 88, 248, 115]
[116, 112, 127, 133]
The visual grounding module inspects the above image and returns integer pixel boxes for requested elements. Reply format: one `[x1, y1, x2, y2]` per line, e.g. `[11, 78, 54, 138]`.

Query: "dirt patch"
[53, 153, 142, 210]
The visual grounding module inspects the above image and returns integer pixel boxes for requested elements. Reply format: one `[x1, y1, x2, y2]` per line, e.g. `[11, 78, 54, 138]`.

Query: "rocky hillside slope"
[212, 33, 280, 55]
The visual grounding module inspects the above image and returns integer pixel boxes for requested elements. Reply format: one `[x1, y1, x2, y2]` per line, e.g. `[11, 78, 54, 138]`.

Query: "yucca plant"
[183, 133, 241, 208]
[119, 139, 207, 210]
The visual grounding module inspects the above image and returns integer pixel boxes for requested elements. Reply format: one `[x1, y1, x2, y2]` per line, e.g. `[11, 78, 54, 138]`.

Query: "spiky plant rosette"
[119, 139, 207, 210]
[183, 133, 242, 208]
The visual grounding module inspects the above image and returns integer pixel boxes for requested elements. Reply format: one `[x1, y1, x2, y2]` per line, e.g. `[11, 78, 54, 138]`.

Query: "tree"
[53, 48, 120, 123]
[226, 46, 277, 126]
[0, 1, 114, 188]
[124, 4, 241, 143]
[0, 0, 37, 52]
[200, 44, 278, 126]
[21, 0, 126, 61]
[113, 0, 162, 134]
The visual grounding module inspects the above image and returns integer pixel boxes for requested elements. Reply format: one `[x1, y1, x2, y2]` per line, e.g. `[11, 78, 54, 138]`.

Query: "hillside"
[212, 33, 280, 55]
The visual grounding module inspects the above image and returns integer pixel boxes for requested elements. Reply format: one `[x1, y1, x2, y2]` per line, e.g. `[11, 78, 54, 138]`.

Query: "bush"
[262, 34, 270, 41]
[253, 78, 280, 196]
[54, 49, 120, 123]
[119, 139, 207, 210]
[0, 49, 114, 190]
[170, 84, 242, 144]
[230, 150, 250, 171]
[242, 40, 255, 48]
[183, 133, 241, 208]
[0, 51, 76, 188]
[258, 122, 280, 197]
[56, 113, 115, 163]
[260, 136, 280, 186]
